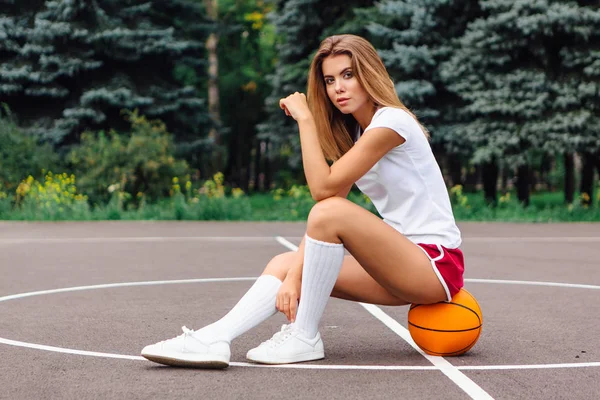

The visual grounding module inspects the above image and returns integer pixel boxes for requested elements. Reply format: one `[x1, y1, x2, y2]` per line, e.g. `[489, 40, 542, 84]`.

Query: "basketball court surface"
[0, 221, 599, 399]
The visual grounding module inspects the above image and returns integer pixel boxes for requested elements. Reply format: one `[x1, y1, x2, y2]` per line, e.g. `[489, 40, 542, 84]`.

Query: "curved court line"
[275, 237, 598, 399]
[3, 235, 600, 245]
[0, 236, 279, 245]
[276, 237, 493, 400]
[0, 277, 257, 302]
[465, 278, 599, 290]
[1, 335, 599, 371]
[1, 276, 595, 304]
[360, 303, 493, 400]
[0, 277, 599, 373]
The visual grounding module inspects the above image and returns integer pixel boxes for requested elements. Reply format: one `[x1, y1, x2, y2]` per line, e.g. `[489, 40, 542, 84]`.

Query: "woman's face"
[322, 54, 370, 115]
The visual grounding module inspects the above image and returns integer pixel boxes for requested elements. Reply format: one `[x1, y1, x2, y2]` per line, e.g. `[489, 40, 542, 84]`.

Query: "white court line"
[466, 278, 599, 290]
[0, 236, 278, 245]
[275, 237, 494, 400]
[0, 277, 257, 302]
[275, 236, 300, 250]
[465, 237, 600, 243]
[2, 235, 600, 245]
[0, 276, 599, 372]
[1, 336, 599, 371]
[361, 304, 493, 399]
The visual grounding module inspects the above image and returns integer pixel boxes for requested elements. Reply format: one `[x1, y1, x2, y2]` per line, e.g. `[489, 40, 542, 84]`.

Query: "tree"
[442, 0, 600, 206]
[0, 0, 212, 149]
[360, 0, 483, 196]
[218, 0, 278, 191]
[257, 0, 375, 189]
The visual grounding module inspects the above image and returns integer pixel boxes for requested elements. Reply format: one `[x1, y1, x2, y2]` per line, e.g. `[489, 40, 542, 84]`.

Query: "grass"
[2, 188, 600, 222]
[450, 189, 600, 222]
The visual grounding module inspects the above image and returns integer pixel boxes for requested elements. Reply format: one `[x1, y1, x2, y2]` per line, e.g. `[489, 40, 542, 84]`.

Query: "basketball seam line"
[408, 322, 482, 333]
[411, 301, 482, 325]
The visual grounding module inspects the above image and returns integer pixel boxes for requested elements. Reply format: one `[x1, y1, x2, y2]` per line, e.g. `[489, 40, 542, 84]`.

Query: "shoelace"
[159, 326, 195, 346]
[262, 324, 294, 348]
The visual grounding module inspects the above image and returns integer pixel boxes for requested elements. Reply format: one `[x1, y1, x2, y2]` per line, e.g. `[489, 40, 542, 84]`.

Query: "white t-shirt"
[354, 107, 462, 248]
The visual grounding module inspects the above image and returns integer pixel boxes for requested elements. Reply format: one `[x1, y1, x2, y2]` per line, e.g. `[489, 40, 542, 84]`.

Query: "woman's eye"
[344, 72, 353, 79]
[325, 78, 334, 85]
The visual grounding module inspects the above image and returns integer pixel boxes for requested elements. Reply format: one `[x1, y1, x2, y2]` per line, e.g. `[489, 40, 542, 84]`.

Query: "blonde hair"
[307, 34, 428, 161]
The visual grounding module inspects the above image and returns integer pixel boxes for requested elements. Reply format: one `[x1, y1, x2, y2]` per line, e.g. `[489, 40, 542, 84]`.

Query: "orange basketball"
[408, 288, 482, 356]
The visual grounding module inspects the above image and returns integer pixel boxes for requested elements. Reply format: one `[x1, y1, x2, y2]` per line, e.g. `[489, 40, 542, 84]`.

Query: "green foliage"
[451, 188, 600, 222]
[0, 108, 59, 191]
[217, 0, 279, 190]
[441, 0, 600, 165]
[67, 110, 189, 204]
[258, 0, 376, 175]
[92, 172, 251, 221]
[12, 172, 91, 220]
[362, 0, 481, 158]
[259, 185, 376, 220]
[0, 0, 212, 145]
[0, 190, 11, 219]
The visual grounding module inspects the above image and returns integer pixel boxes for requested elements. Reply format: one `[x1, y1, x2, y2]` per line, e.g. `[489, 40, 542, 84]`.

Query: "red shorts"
[416, 243, 465, 301]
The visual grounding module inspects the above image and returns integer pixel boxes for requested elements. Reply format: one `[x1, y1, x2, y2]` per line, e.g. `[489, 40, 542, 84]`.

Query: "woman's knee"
[307, 197, 348, 232]
[262, 251, 297, 281]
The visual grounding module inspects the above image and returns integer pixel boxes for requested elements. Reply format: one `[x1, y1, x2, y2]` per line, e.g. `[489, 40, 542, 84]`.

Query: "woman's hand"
[276, 272, 301, 322]
[279, 92, 312, 122]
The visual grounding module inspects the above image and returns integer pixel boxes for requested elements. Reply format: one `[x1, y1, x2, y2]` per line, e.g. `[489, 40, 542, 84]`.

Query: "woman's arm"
[279, 92, 400, 201]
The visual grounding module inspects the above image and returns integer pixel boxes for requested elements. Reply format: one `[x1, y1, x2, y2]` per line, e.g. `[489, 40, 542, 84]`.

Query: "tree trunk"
[464, 165, 480, 193]
[204, 0, 222, 171]
[580, 152, 596, 207]
[501, 165, 508, 192]
[516, 164, 530, 207]
[253, 139, 261, 192]
[264, 139, 272, 191]
[447, 154, 463, 188]
[540, 154, 552, 191]
[482, 160, 498, 206]
[564, 152, 575, 204]
[224, 125, 240, 187]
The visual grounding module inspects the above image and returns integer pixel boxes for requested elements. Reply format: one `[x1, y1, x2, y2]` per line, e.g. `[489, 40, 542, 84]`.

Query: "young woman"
[141, 34, 464, 368]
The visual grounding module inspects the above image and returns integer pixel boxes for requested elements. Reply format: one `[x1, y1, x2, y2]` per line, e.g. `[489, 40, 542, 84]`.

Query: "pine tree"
[363, 0, 482, 188]
[219, 0, 278, 191]
[257, 0, 322, 175]
[0, 0, 211, 147]
[257, 0, 374, 187]
[442, 0, 600, 205]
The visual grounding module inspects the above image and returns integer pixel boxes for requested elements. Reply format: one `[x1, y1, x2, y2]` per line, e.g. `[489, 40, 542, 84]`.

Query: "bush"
[0, 190, 11, 219]
[0, 107, 59, 191]
[167, 173, 251, 220]
[13, 172, 90, 220]
[67, 110, 189, 204]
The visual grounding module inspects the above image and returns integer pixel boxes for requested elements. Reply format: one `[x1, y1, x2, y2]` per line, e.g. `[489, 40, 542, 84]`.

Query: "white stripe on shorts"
[417, 244, 452, 302]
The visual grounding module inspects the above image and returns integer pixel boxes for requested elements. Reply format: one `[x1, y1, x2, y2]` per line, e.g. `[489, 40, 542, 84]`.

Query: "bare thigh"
[307, 197, 448, 304]
[262, 251, 407, 306]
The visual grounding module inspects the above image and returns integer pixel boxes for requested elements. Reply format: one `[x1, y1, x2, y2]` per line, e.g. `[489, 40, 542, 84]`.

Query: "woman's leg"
[306, 197, 447, 304]
[268, 251, 409, 306]
[247, 197, 445, 364]
[292, 196, 445, 339]
[141, 253, 287, 367]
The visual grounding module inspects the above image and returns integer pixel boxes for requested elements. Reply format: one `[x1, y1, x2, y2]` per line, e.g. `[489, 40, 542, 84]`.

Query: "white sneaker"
[246, 325, 325, 365]
[141, 326, 230, 369]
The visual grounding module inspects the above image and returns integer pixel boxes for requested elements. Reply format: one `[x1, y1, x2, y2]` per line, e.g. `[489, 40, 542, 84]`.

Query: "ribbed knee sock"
[293, 235, 345, 338]
[194, 274, 282, 343]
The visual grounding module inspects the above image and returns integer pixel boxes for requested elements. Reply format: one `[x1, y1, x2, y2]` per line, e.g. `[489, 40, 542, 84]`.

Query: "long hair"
[307, 34, 429, 161]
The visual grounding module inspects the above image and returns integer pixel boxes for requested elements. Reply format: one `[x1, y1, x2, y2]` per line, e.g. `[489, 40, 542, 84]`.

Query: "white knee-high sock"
[293, 235, 345, 338]
[194, 274, 282, 343]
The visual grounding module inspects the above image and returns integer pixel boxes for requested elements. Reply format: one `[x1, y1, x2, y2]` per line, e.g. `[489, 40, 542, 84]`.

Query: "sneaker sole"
[246, 351, 325, 365]
[141, 352, 229, 369]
